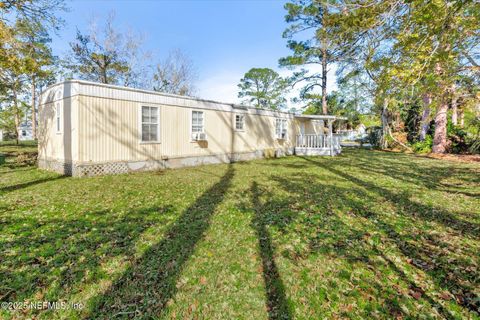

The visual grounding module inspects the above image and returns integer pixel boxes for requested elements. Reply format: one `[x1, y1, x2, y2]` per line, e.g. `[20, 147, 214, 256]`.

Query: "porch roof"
[294, 114, 347, 121]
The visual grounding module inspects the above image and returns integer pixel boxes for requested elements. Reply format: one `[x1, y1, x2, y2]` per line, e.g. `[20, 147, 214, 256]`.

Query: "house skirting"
[38, 148, 294, 177]
[38, 158, 74, 176]
[294, 147, 341, 156]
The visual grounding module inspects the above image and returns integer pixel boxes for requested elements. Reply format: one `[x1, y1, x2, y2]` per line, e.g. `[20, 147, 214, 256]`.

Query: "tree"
[15, 19, 55, 139]
[280, 0, 350, 114]
[303, 91, 361, 129]
[392, 1, 479, 153]
[0, 56, 29, 144]
[0, 21, 33, 143]
[325, 0, 479, 153]
[237, 68, 288, 109]
[64, 13, 148, 87]
[0, 0, 65, 24]
[1, 0, 64, 141]
[152, 49, 197, 96]
[336, 69, 373, 114]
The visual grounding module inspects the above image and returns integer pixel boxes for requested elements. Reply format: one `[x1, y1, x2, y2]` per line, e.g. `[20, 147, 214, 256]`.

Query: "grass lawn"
[1, 144, 479, 319]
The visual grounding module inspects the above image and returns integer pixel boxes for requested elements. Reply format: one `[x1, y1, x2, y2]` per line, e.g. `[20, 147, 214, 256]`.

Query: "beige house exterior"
[38, 80, 342, 176]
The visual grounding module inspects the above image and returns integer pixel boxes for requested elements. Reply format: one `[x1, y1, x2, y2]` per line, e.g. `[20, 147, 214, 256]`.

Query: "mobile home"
[38, 80, 342, 176]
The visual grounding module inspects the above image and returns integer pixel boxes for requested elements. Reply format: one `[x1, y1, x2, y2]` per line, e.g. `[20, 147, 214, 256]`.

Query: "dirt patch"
[376, 149, 480, 164]
[421, 153, 480, 163]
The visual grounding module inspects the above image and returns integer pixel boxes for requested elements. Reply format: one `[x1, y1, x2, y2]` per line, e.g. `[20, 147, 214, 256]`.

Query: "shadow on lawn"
[0, 166, 35, 175]
[86, 165, 235, 319]
[292, 156, 479, 315]
[0, 174, 66, 194]
[301, 155, 480, 238]
[344, 150, 480, 198]
[270, 172, 477, 318]
[0, 205, 176, 305]
[250, 181, 292, 320]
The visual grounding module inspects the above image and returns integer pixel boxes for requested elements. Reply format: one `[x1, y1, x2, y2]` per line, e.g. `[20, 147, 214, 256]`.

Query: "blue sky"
[52, 0, 336, 105]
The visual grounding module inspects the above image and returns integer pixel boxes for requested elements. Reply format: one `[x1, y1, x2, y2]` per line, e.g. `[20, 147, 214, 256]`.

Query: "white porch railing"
[296, 134, 342, 149]
[296, 134, 328, 148]
[295, 134, 342, 155]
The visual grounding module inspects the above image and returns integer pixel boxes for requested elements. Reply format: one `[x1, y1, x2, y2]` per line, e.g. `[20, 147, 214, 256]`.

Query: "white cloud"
[197, 70, 243, 104]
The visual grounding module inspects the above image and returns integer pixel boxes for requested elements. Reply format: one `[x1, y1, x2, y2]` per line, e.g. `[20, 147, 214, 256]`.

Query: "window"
[275, 118, 287, 139]
[141, 106, 159, 142]
[191, 110, 204, 133]
[56, 103, 61, 133]
[235, 114, 245, 131]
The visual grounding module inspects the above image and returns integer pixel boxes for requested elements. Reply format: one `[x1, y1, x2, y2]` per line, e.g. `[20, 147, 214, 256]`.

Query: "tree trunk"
[419, 94, 432, 141]
[101, 57, 108, 84]
[451, 94, 458, 126]
[459, 108, 464, 127]
[13, 90, 20, 145]
[432, 96, 449, 153]
[321, 37, 328, 115]
[31, 75, 37, 140]
[380, 98, 389, 149]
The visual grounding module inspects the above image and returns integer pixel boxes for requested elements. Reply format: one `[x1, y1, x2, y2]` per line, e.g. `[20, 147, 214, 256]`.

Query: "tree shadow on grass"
[0, 166, 35, 175]
[250, 181, 292, 320]
[341, 149, 480, 197]
[0, 174, 66, 194]
[0, 205, 176, 306]
[293, 157, 480, 315]
[86, 165, 235, 319]
[299, 156, 480, 238]
[251, 172, 432, 318]
[271, 172, 475, 318]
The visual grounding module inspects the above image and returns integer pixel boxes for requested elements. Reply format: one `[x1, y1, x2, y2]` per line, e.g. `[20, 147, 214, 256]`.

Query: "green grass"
[1, 145, 479, 319]
[0, 140, 38, 156]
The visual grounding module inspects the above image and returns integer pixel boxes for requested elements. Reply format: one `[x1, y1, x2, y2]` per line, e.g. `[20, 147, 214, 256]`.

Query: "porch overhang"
[294, 115, 347, 121]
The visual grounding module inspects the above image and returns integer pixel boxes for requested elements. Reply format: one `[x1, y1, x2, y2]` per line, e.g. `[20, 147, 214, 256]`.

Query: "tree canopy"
[238, 68, 288, 109]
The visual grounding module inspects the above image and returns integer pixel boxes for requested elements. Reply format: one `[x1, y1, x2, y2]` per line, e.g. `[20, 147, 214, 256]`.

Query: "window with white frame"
[55, 103, 61, 133]
[275, 118, 287, 139]
[191, 110, 204, 133]
[235, 114, 245, 131]
[141, 106, 159, 142]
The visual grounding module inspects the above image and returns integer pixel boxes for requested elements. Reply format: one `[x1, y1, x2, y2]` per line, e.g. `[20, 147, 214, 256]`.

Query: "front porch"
[294, 115, 345, 156]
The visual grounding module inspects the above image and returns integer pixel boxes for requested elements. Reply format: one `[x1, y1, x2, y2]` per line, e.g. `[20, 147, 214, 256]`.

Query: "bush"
[468, 137, 480, 154]
[447, 123, 469, 153]
[365, 126, 382, 146]
[15, 152, 37, 166]
[466, 117, 480, 154]
[412, 135, 433, 153]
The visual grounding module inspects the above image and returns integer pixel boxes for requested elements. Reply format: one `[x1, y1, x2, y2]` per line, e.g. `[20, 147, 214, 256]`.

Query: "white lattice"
[76, 162, 130, 177]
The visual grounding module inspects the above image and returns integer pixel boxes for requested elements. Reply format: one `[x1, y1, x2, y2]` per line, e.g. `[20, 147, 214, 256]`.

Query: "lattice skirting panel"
[76, 162, 133, 177]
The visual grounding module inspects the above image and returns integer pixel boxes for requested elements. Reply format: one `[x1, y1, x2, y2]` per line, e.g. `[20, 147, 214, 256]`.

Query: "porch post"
[328, 119, 333, 156]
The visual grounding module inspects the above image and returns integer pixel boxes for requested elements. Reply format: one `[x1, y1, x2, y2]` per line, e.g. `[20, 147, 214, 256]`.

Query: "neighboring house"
[336, 124, 368, 142]
[38, 80, 343, 176]
[18, 121, 34, 141]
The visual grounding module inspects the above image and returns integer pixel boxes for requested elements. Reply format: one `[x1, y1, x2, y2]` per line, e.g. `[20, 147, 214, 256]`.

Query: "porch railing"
[296, 134, 342, 149]
[296, 134, 327, 148]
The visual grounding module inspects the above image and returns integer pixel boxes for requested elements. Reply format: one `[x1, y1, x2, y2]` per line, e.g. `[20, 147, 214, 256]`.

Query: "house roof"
[41, 80, 344, 120]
